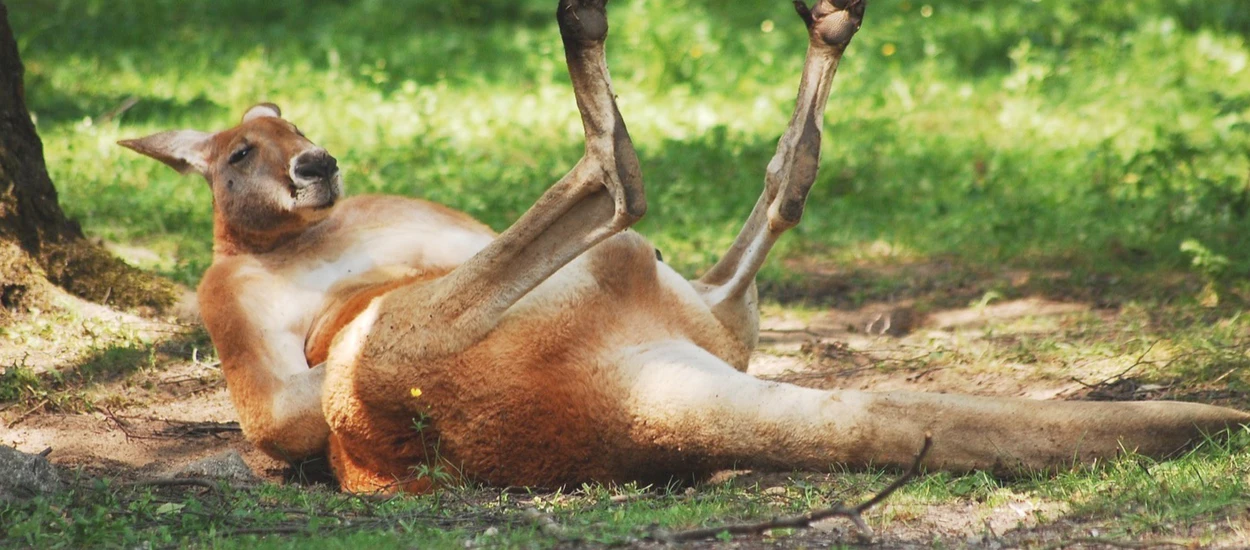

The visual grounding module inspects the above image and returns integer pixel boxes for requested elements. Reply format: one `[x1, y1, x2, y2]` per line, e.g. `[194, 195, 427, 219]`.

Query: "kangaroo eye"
[228, 144, 254, 165]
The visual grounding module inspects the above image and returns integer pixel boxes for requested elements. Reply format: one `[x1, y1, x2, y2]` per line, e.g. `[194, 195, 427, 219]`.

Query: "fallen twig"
[158, 374, 218, 385]
[157, 420, 242, 438]
[223, 525, 311, 537]
[760, 327, 825, 338]
[99, 412, 242, 440]
[1072, 341, 1159, 390]
[1039, 536, 1188, 550]
[653, 433, 933, 543]
[1107, 340, 1159, 381]
[1210, 367, 1236, 386]
[101, 407, 160, 441]
[7, 398, 49, 426]
[129, 477, 225, 493]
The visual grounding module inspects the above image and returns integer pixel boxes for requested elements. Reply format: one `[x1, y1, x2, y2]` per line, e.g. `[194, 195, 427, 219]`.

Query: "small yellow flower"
[410, 387, 423, 398]
[882, 43, 897, 57]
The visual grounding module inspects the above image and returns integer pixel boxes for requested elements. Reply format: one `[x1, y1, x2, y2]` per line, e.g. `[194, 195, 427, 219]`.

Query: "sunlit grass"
[4, 432, 1247, 548]
[11, 0, 1250, 293]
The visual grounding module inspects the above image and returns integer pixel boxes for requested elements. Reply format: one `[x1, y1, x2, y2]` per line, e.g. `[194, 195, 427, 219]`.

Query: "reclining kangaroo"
[120, 0, 1247, 494]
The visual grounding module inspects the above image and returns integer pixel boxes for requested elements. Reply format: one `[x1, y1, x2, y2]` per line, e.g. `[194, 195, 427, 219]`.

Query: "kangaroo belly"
[304, 266, 448, 366]
[322, 232, 743, 490]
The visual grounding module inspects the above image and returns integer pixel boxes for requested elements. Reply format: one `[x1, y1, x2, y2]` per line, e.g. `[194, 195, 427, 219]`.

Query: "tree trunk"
[0, 1, 176, 313]
[0, 3, 81, 249]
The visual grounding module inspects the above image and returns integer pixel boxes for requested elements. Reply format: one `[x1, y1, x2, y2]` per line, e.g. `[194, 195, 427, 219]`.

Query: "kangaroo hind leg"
[370, 0, 644, 358]
[620, 343, 1250, 477]
[694, 1, 865, 352]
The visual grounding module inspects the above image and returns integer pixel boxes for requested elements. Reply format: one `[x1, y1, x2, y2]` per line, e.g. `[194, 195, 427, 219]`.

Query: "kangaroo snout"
[291, 149, 339, 187]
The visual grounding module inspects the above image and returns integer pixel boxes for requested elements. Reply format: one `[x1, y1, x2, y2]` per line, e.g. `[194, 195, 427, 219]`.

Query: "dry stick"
[1101, 340, 1160, 384]
[158, 374, 218, 385]
[101, 412, 241, 440]
[654, 434, 934, 543]
[157, 420, 242, 438]
[223, 525, 311, 537]
[129, 478, 225, 493]
[1209, 367, 1236, 386]
[100, 406, 160, 441]
[130, 476, 263, 494]
[1068, 336, 1250, 395]
[1066, 344, 1222, 400]
[1039, 536, 1189, 550]
[7, 397, 49, 426]
[760, 327, 825, 338]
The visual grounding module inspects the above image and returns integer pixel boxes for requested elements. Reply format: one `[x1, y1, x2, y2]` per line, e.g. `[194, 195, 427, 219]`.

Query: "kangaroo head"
[120, 103, 342, 254]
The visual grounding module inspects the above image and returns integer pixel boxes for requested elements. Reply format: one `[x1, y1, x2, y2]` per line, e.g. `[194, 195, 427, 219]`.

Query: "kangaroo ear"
[242, 103, 282, 123]
[118, 130, 215, 175]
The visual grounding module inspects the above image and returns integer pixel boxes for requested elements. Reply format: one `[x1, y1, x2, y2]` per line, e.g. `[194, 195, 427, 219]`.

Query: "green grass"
[6, 0, 1250, 547]
[9, 0, 1250, 292]
[4, 432, 1248, 548]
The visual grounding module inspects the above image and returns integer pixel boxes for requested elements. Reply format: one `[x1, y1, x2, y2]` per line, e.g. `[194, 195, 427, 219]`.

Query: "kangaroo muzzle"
[291, 149, 339, 189]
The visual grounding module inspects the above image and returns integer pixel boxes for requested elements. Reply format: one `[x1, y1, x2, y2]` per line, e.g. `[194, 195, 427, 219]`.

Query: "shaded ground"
[2, 261, 1249, 548]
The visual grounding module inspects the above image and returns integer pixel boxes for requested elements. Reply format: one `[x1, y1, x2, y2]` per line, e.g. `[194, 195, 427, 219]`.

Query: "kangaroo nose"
[292, 150, 338, 185]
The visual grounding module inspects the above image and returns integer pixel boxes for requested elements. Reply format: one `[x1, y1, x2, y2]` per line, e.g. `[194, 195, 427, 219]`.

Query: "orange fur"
[322, 232, 743, 491]
[305, 268, 444, 367]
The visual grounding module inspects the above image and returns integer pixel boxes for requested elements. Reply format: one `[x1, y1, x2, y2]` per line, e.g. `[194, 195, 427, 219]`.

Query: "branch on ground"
[1040, 536, 1189, 550]
[653, 433, 934, 543]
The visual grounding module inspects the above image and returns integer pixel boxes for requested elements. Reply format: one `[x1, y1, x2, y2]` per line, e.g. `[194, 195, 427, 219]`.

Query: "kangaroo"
[120, 0, 1247, 494]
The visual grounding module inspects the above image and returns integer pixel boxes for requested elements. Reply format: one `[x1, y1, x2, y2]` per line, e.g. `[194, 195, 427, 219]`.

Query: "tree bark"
[0, 1, 177, 313]
[0, 3, 81, 249]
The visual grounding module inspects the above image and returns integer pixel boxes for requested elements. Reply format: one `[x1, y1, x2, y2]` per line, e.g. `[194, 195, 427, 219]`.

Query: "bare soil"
[1, 283, 291, 482]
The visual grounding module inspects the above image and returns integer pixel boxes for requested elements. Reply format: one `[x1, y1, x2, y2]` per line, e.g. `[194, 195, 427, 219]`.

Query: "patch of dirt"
[749, 297, 1111, 400]
[0, 283, 291, 483]
[3, 375, 297, 484]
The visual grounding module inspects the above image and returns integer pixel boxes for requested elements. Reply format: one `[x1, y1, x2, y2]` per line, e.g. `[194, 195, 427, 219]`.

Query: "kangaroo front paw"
[558, 0, 609, 46]
[794, 0, 865, 48]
